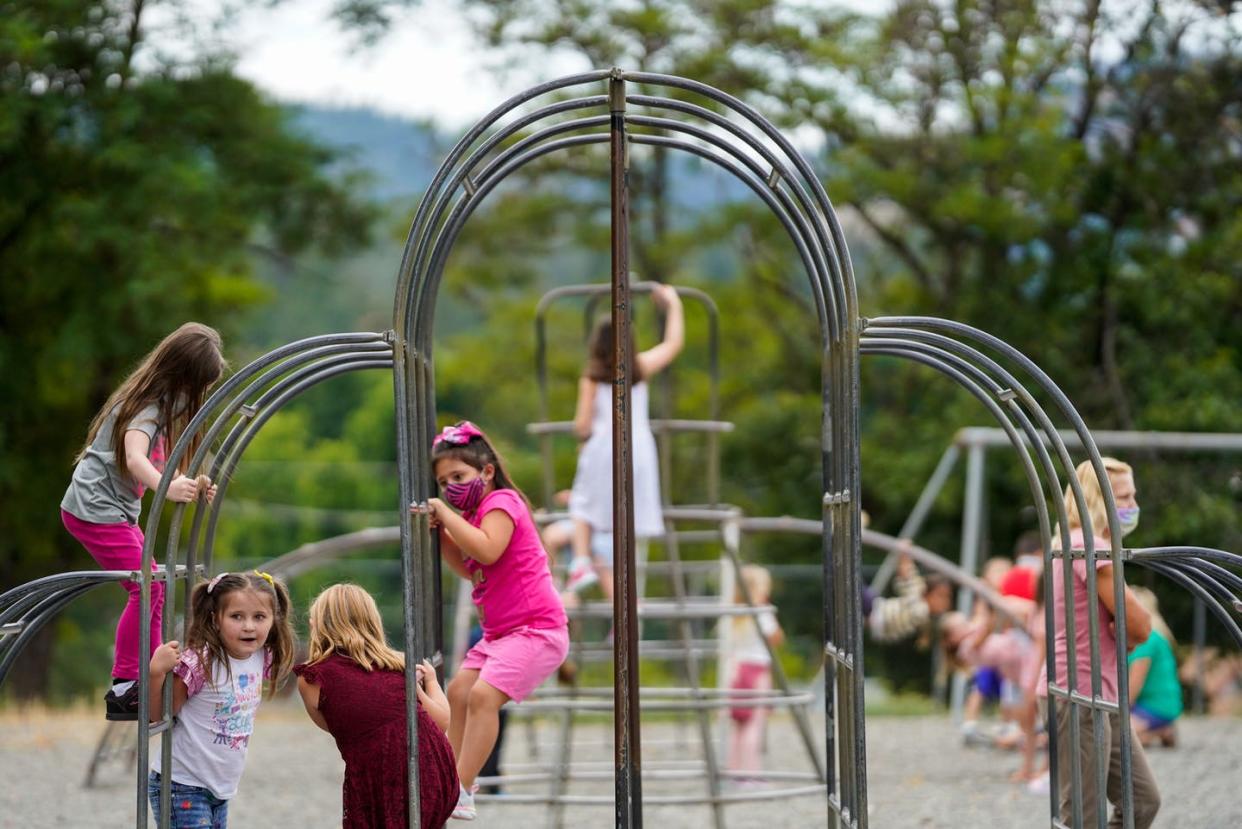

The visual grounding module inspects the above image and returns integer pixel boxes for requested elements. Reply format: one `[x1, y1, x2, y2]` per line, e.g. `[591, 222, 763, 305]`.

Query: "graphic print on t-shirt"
[212, 669, 262, 751]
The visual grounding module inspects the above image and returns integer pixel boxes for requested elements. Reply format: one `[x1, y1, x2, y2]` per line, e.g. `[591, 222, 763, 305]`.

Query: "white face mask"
[1117, 506, 1140, 537]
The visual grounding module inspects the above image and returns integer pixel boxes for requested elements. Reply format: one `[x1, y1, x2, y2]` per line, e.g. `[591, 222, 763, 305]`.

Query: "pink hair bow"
[433, 421, 483, 446]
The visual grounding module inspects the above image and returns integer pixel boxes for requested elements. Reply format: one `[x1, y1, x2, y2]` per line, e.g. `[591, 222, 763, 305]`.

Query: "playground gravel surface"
[2, 703, 1239, 828]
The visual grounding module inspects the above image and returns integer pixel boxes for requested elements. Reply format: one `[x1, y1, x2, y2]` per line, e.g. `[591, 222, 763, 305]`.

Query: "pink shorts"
[461, 625, 569, 702]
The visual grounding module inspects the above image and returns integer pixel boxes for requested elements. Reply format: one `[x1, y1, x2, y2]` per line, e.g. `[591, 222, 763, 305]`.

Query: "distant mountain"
[289, 103, 755, 211]
[290, 105, 448, 202]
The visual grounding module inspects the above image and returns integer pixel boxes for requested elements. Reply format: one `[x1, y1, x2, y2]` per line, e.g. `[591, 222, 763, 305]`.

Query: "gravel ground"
[2, 702, 1239, 828]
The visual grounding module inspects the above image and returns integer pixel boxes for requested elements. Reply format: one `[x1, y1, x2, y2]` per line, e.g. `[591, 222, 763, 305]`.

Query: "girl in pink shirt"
[415, 421, 569, 821]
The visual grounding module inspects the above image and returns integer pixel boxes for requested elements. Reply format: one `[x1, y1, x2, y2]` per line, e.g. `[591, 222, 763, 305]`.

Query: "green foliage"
[0, 0, 375, 695]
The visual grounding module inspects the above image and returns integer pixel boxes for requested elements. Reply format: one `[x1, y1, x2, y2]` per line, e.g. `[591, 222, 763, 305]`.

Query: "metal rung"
[1049, 547, 1131, 560]
[766, 167, 781, 188]
[0, 622, 25, 637]
[824, 641, 854, 669]
[997, 388, 1017, 402]
[463, 175, 477, 196]
[148, 718, 173, 736]
[822, 489, 851, 506]
[1047, 684, 1121, 713]
[239, 404, 258, 418]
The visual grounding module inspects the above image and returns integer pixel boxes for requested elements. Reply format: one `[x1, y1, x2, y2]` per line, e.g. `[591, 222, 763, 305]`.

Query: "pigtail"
[186, 578, 231, 685]
[257, 572, 296, 696]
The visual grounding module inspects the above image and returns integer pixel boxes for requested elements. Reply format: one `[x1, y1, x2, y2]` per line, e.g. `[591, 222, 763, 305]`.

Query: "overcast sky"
[225, 0, 583, 127]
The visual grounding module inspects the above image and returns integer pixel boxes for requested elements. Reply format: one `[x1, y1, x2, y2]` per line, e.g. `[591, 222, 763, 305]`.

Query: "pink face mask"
[444, 476, 486, 512]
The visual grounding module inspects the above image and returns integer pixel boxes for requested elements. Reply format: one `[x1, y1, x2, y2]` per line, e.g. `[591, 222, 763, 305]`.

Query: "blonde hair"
[1131, 586, 1176, 648]
[1059, 457, 1132, 544]
[305, 584, 404, 672]
[732, 564, 773, 634]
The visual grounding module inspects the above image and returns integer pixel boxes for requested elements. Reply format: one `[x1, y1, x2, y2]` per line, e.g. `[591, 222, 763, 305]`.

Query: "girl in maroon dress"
[294, 584, 458, 828]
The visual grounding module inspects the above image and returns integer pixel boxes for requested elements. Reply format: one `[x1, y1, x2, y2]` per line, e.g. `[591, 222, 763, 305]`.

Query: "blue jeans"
[148, 771, 229, 828]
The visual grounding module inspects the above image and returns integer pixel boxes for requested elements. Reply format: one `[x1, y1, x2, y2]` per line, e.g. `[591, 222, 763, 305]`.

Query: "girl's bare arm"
[573, 377, 596, 440]
[296, 676, 331, 733]
[432, 500, 515, 566]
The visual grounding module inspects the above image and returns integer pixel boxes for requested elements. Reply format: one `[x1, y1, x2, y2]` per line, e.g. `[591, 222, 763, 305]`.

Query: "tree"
[0, 0, 375, 696]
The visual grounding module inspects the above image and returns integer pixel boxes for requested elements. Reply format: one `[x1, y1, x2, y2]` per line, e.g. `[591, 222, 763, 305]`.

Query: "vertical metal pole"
[609, 68, 643, 829]
[395, 335, 424, 829]
[949, 444, 985, 715]
[1192, 598, 1206, 714]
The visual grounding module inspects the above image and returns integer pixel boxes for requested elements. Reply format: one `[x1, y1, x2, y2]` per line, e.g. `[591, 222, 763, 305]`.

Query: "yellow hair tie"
[253, 570, 275, 588]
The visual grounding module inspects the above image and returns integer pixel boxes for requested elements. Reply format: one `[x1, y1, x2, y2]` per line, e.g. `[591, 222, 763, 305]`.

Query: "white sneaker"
[451, 785, 476, 820]
[1026, 771, 1050, 796]
[565, 557, 599, 593]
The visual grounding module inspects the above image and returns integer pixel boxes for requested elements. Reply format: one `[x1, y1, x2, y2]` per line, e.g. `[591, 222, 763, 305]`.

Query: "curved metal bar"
[182, 340, 393, 566]
[0, 570, 135, 611]
[862, 334, 1083, 819]
[196, 350, 397, 568]
[627, 95, 843, 332]
[858, 346, 1058, 619]
[868, 319, 1142, 825]
[197, 358, 395, 569]
[1129, 546, 1242, 566]
[1134, 561, 1242, 646]
[0, 582, 101, 686]
[414, 130, 828, 371]
[394, 73, 611, 328]
[623, 71, 856, 319]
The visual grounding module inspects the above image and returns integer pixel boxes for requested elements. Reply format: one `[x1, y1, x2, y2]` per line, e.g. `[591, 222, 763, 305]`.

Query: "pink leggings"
[61, 509, 164, 681]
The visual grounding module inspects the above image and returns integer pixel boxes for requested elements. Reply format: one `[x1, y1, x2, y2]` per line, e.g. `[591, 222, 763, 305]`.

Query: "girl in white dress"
[565, 284, 684, 600]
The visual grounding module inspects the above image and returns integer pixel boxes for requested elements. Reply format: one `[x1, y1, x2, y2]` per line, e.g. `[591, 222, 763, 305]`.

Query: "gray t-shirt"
[61, 403, 162, 525]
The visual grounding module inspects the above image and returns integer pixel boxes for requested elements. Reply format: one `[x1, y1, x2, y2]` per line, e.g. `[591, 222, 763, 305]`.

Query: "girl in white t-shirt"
[726, 564, 784, 778]
[147, 571, 295, 828]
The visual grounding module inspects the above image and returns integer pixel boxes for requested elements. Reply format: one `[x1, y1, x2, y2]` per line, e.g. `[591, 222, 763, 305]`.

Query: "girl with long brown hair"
[59, 322, 227, 720]
[147, 571, 295, 828]
[563, 283, 684, 599]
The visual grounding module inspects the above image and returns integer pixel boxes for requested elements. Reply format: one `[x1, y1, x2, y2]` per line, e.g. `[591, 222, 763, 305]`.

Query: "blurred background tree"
[0, 0, 376, 696]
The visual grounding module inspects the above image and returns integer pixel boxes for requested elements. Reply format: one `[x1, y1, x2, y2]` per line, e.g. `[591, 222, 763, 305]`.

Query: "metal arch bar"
[195, 350, 396, 568]
[868, 319, 1139, 828]
[1149, 559, 1242, 610]
[182, 341, 393, 570]
[857, 347, 1058, 619]
[861, 334, 1083, 822]
[1134, 561, 1242, 646]
[412, 122, 832, 362]
[394, 72, 611, 325]
[0, 570, 136, 614]
[629, 129, 831, 337]
[198, 357, 395, 565]
[1129, 546, 1242, 566]
[136, 333, 389, 829]
[863, 327, 1107, 823]
[0, 582, 101, 686]
[396, 69, 861, 828]
[407, 122, 828, 366]
[622, 72, 857, 320]
[866, 327, 1117, 682]
[1175, 557, 1242, 597]
[625, 96, 842, 336]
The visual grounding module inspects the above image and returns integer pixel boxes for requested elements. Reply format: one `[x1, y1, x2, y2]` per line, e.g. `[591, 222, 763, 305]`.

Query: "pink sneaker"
[565, 557, 599, 593]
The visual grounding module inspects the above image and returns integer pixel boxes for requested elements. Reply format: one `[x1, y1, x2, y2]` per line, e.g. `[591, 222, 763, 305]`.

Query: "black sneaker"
[104, 683, 140, 721]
